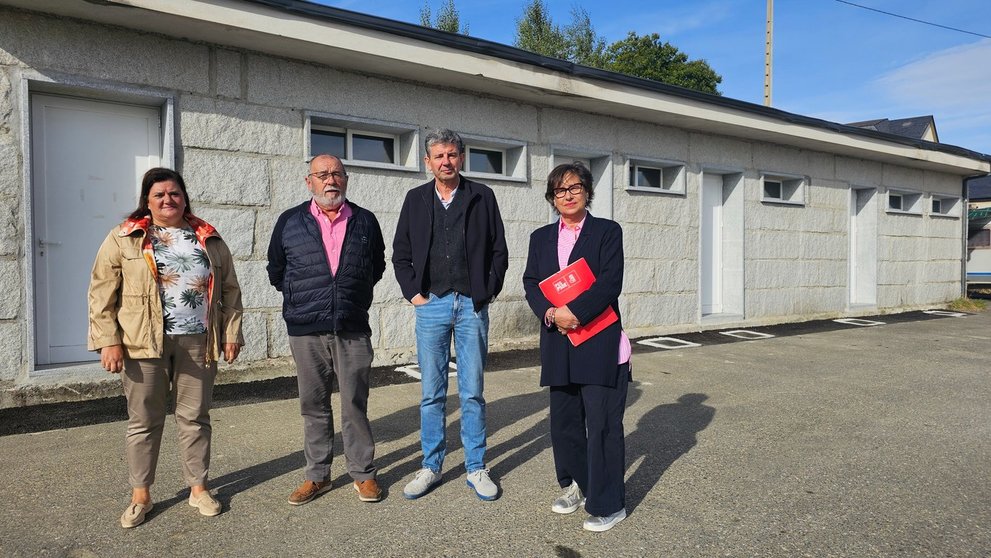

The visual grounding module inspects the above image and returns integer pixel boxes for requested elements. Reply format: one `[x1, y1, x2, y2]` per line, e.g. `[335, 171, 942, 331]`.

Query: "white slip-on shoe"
[551, 481, 584, 514]
[583, 508, 627, 532]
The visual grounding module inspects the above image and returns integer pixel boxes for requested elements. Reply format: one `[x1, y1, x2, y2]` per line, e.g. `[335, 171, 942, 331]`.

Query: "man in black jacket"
[392, 129, 509, 501]
[268, 154, 386, 505]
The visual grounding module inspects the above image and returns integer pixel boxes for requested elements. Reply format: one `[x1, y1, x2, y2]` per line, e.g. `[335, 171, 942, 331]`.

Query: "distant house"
[848, 115, 939, 143]
[967, 175, 991, 208]
[0, 0, 989, 405]
[966, 175, 991, 282]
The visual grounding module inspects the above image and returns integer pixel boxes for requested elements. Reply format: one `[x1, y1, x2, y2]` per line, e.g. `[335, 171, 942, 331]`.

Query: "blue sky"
[317, 0, 991, 155]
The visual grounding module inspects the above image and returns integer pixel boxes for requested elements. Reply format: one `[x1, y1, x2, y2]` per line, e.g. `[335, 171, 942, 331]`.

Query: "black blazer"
[392, 176, 509, 312]
[522, 213, 624, 387]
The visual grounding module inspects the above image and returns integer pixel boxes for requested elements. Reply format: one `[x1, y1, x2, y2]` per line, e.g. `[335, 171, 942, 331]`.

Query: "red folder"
[538, 257, 618, 346]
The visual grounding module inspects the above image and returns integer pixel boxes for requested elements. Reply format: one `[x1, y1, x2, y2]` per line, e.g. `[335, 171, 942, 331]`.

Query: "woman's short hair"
[128, 167, 193, 220]
[545, 162, 594, 207]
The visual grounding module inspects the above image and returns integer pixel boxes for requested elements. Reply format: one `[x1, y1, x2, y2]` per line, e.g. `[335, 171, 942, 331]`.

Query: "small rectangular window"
[889, 194, 903, 211]
[306, 113, 419, 172]
[351, 133, 395, 164]
[760, 173, 805, 205]
[931, 195, 961, 218]
[467, 147, 504, 175]
[626, 158, 686, 195]
[763, 180, 782, 200]
[634, 166, 662, 189]
[458, 134, 527, 182]
[886, 189, 922, 215]
[311, 129, 345, 160]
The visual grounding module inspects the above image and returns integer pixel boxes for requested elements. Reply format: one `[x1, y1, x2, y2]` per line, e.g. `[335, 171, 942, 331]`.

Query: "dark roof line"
[243, 0, 991, 163]
[967, 175, 991, 200]
[847, 115, 937, 142]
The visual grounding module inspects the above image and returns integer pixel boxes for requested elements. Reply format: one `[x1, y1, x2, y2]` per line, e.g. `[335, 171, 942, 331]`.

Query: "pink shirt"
[309, 199, 352, 276]
[556, 215, 632, 365]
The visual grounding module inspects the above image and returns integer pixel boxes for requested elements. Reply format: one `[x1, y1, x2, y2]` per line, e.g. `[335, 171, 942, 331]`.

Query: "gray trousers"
[120, 333, 216, 489]
[289, 331, 377, 482]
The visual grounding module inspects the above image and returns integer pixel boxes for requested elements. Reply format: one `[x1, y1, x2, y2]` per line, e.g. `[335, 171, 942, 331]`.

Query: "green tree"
[514, 0, 568, 60]
[420, 0, 469, 34]
[604, 32, 722, 94]
[511, 3, 722, 95]
[563, 6, 607, 68]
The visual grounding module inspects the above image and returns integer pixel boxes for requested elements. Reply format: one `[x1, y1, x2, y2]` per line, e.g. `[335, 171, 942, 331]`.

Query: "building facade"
[0, 0, 987, 404]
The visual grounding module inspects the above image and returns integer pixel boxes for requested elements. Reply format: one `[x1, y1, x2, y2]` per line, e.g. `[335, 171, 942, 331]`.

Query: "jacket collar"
[546, 211, 598, 242]
[549, 212, 598, 264]
[119, 214, 220, 245]
[419, 175, 480, 204]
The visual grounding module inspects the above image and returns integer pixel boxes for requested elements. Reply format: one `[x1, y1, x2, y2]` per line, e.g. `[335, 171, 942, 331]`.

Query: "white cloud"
[877, 39, 991, 110]
[872, 39, 991, 151]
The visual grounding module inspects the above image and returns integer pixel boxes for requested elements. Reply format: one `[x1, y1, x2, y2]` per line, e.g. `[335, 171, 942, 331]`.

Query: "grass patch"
[948, 297, 987, 312]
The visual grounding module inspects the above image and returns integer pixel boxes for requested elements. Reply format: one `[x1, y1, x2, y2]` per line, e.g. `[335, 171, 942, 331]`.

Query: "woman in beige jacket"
[88, 167, 244, 528]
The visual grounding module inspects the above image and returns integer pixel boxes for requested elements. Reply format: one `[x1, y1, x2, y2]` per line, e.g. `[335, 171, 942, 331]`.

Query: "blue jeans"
[414, 291, 489, 473]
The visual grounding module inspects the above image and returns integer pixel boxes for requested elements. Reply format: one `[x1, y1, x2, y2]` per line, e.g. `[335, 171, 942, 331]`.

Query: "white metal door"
[701, 173, 723, 314]
[850, 187, 878, 305]
[32, 94, 161, 364]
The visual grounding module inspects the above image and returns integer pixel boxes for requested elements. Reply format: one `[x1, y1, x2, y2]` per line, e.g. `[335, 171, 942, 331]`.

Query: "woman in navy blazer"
[522, 162, 631, 532]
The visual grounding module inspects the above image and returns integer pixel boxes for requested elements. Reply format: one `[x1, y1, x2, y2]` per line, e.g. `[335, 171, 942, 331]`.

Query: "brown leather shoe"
[353, 479, 383, 502]
[288, 479, 331, 506]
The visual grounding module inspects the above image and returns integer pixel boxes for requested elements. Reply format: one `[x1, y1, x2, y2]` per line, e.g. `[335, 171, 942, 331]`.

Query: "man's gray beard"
[314, 193, 345, 210]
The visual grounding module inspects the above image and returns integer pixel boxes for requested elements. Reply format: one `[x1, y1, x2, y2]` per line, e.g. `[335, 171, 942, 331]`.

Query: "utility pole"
[764, 0, 773, 106]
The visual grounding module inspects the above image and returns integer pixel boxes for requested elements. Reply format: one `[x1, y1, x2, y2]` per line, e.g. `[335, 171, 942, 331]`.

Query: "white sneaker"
[403, 468, 442, 499]
[465, 468, 499, 501]
[551, 481, 584, 514]
[583, 508, 627, 532]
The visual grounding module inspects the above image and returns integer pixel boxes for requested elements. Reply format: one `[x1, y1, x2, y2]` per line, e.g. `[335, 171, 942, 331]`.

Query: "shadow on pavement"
[625, 392, 714, 514]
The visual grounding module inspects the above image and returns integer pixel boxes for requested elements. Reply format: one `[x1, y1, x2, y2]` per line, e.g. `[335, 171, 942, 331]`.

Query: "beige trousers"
[120, 333, 216, 488]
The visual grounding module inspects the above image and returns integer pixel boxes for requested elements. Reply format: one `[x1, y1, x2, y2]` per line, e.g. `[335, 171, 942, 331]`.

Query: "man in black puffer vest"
[267, 154, 386, 505]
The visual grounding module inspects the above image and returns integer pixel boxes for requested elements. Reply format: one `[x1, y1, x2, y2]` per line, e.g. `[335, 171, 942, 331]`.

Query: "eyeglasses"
[552, 184, 585, 198]
[308, 171, 348, 182]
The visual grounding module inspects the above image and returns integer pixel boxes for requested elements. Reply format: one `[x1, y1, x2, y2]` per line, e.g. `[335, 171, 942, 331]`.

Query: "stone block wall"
[0, 16, 23, 380]
[0, 7, 970, 386]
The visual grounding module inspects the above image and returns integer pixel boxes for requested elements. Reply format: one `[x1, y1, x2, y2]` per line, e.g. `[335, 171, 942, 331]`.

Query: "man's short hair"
[424, 129, 464, 155]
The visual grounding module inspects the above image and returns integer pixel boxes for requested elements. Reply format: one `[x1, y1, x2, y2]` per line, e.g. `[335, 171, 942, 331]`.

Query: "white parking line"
[833, 318, 885, 327]
[922, 310, 967, 317]
[395, 362, 458, 380]
[719, 330, 775, 340]
[637, 337, 702, 349]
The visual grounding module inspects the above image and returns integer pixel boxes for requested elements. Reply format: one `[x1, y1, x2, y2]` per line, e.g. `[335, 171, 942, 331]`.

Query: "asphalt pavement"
[1, 311, 989, 557]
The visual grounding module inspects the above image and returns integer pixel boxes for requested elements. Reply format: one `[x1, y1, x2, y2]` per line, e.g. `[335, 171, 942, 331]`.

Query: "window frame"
[930, 194, 961, 219]
[625, 156, 686, 196]
[885, 188, 923, 215]
[458, 133, 528, 182]
[759, 171, 806, 206]
[310, 126, 346, 160]
[465, 145, 507, 176]
[348, 129, 398, 165]
[306, 112, 420, 172]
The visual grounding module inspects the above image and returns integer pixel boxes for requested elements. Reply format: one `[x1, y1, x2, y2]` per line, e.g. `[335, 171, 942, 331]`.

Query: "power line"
[834, 0, 991, 39]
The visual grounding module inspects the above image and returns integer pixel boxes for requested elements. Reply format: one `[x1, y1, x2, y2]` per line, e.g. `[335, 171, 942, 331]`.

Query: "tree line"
[420, 0, 722, 95]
